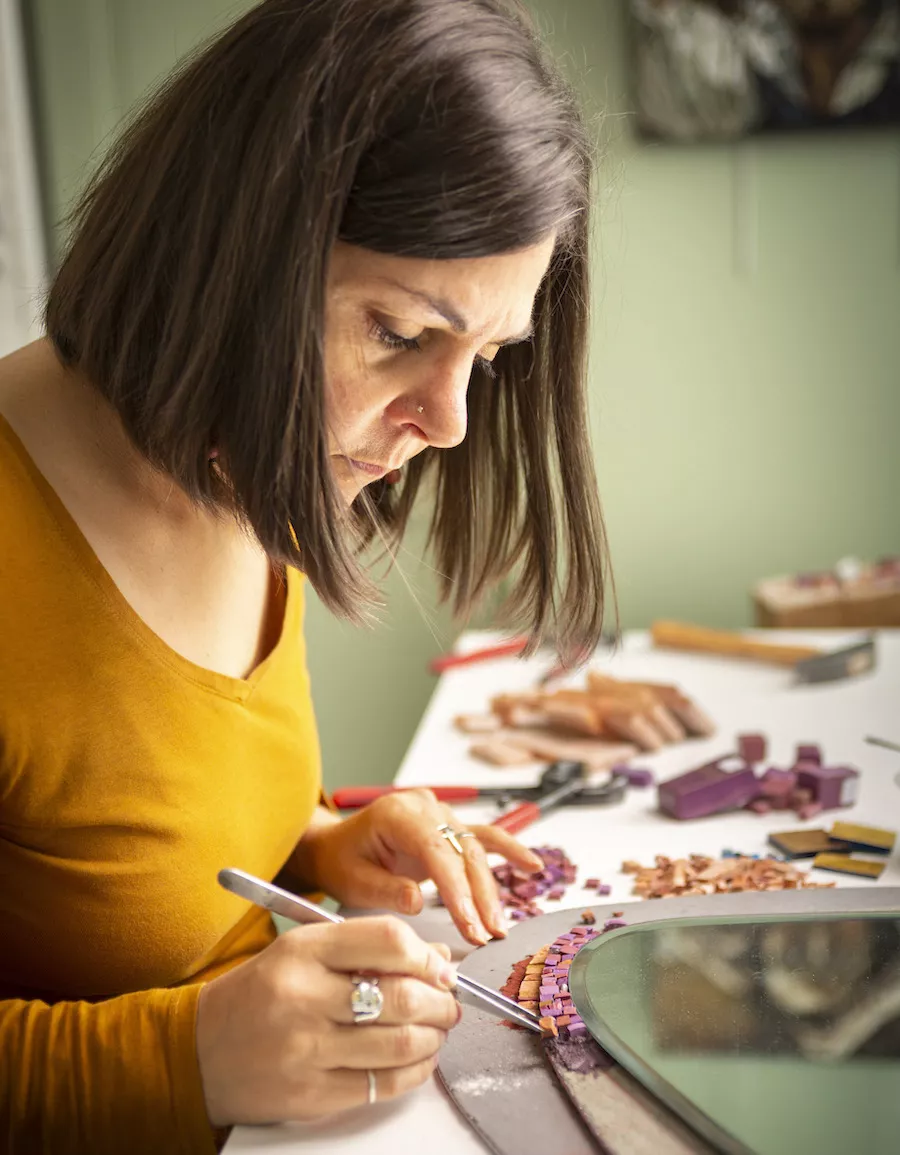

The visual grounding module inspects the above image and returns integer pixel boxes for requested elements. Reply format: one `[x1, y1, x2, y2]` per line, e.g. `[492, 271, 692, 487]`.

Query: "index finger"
[302, 916, 457, 992]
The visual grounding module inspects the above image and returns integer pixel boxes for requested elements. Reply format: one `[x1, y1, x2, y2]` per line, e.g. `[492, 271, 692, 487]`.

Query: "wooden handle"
[650, 621, 821, 667]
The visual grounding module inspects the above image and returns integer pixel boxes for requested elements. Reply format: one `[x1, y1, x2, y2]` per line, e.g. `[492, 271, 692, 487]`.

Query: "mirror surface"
[569, 913, 900, 1155]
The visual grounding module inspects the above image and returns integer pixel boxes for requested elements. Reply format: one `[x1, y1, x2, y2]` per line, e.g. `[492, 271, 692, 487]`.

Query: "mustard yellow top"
[0, 414, 323, 1154]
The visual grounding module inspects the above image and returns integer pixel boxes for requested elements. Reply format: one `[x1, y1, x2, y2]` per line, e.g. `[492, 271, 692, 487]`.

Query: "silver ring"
[367, 1069, 377, 1105]
[437, 822, 465, 856]
[457, 831, 477, 840]
[350, 974, 384, 1025]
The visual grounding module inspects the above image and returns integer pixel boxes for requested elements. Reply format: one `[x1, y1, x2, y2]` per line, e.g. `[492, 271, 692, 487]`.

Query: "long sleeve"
[1, 985, 216, 1155]
[0, 416, 323, 1154]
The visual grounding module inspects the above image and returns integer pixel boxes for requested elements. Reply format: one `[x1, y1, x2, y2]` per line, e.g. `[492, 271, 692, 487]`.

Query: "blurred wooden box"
[753, 568, 900, 629]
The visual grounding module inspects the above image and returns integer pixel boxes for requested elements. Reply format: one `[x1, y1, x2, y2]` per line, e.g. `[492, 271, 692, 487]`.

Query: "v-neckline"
[0, 410, 299, 703]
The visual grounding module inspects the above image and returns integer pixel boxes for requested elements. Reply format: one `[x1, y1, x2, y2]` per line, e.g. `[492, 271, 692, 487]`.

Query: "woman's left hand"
[295, 791, 544, 945]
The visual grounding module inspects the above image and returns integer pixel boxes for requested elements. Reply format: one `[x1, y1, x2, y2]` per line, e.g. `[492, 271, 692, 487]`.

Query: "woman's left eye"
[371, 320, 497, 379]
[371, 321, 422, 352]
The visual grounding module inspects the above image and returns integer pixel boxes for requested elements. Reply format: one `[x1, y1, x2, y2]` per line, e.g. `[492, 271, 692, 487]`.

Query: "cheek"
[323, 347, 376, 436]
[325, 349, 413, 434]
[323, 309, 373, 421]
[325, 373, 361, 423]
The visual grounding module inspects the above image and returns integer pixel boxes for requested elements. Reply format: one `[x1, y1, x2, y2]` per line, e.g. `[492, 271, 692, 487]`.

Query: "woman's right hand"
[195, 915, 459, 1126]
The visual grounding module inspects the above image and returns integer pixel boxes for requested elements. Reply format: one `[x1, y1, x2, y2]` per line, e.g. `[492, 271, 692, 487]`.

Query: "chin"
[330, 455, 387, 506]
[332, 475, 367, 506]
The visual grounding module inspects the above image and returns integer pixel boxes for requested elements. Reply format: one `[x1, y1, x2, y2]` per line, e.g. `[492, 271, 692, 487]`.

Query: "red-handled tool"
[332, 784, 513, 809]
[331, 761, 588, 810]
[491, 776, 585, 835]
[428, 637, 528, 674]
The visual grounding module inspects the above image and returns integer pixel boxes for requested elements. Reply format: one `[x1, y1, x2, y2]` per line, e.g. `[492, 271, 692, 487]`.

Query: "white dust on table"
[453, 1070, 530, 1097]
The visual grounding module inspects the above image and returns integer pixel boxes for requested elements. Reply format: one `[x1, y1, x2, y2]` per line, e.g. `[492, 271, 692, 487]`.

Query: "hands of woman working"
[196, 916, 458, 1126]
[292, 790, 544, 945]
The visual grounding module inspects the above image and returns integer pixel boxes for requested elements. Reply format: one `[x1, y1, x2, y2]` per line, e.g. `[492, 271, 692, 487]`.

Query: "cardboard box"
[753, 565, 900, 628]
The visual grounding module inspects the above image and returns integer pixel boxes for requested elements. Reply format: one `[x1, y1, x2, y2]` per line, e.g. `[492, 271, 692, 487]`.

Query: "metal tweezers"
[218, 868, 543, 1034]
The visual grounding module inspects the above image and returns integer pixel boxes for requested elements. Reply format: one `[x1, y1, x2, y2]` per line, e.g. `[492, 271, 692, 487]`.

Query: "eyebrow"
[375, 277, 534, 346]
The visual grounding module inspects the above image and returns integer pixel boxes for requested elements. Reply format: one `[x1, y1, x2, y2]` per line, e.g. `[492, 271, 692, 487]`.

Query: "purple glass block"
[657, 757, 760, 820]
[567, 1022, 588, 1038]
[738, 733, 767, 764]
[597, 883, 612, 896]
[612, 762, 655, 787]
[795, 763, 859, 809]
[512, 881, 541, 900]
[603, 918, 627, 931]
[760, 766, 798, 798]
[747, 798, 771, 815]
[796, 744, 822, 765]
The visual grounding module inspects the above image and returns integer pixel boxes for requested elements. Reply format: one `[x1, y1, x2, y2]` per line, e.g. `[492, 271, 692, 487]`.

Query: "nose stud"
[416, 405, 424, 414]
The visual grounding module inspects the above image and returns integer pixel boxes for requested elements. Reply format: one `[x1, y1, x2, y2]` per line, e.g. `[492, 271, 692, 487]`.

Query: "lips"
[345, 457, 389, 478]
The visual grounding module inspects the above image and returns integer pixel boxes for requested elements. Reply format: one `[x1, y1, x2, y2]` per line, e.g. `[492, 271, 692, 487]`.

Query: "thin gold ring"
[437, 822, 465, 856]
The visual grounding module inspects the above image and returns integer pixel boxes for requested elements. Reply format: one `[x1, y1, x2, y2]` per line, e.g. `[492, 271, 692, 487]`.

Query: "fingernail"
[460, 898, 489, 944]
[489, 906, 507, 937]
[439, 963, 458, 992]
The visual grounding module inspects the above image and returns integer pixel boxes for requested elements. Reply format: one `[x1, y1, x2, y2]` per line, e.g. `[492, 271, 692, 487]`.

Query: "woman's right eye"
[371, 321, 423, 353]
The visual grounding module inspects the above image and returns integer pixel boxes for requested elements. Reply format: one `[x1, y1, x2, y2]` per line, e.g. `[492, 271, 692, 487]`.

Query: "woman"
[0, 0, 610, 1151]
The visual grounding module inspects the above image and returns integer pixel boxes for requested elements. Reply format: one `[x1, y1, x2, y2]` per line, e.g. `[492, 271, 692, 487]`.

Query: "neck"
[4, 338, 200, 520]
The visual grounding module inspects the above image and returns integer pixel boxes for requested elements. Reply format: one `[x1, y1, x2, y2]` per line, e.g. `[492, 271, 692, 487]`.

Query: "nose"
[401, 354, 471, 450]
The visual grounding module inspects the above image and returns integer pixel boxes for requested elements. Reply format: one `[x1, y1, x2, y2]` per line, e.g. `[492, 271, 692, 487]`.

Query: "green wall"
[26, 0, 900, 787]
[551, 2, 900, 629]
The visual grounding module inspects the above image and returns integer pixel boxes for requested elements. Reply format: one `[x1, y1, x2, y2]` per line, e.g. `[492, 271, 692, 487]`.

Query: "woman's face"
[323, 236, 556, 502]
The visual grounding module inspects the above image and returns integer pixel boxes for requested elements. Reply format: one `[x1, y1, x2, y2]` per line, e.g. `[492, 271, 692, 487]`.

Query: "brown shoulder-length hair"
[46, 0, 613, 656]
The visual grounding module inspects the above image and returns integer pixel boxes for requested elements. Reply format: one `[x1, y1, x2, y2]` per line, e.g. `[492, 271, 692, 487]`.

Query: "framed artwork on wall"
[629, 0, 900, 141]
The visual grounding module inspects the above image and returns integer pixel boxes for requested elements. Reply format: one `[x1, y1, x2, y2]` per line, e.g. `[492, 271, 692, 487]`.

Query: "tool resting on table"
[331, 761, 626, 810]
[651, 620, 875, 682]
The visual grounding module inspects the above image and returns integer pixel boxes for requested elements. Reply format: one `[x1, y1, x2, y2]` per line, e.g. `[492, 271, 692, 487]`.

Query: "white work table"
[225, 629, 900, 1154]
